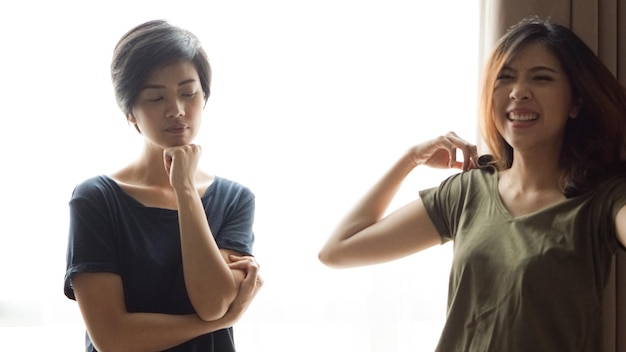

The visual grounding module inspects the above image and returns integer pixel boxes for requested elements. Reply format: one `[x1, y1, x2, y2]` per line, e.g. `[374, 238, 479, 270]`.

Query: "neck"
[503, 149, 562, 193]
[126, 142, 172, 188]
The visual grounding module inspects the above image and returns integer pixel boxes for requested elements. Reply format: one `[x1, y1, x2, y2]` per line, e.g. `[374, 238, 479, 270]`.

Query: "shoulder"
[72, 175, 118, 200]
[575, 174, 626, 234]
[422, 168, 494, 194]
[68, 176, 127, 224]
[210, 176, 255, 200]
[450, 167, 494, 183]
[590, 174, 626, 211]
[419, 169, 496, 216]
[204, 176, 256, 213]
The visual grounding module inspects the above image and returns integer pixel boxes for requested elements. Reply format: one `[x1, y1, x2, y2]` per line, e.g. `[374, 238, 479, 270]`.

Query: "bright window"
[0, 1, 478, 351]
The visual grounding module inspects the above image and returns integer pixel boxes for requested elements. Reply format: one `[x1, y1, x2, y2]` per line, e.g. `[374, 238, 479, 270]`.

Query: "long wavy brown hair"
[478, 17, 626, 197]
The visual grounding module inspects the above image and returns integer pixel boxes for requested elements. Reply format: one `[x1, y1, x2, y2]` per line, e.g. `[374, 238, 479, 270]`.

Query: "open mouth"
[507, 112, 539, 122]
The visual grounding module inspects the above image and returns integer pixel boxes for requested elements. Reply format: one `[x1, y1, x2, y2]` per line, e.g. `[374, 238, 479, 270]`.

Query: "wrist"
[401, 148, 420, 169]
[173, 183, 197, 201]
[172, 177, 195, 191]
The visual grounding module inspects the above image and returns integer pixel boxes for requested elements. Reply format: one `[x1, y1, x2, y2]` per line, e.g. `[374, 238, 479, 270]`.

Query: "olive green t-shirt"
[419, 169, 626, 352]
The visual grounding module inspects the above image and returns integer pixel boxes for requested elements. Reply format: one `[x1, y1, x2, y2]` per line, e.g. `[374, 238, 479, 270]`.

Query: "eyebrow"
[142, 79, 198, 90]
[501, 65, 558, 73]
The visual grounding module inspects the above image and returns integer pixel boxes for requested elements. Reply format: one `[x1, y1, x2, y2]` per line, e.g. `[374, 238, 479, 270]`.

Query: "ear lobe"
[127, 112, 142, 133]
[569, 99, 582, 119]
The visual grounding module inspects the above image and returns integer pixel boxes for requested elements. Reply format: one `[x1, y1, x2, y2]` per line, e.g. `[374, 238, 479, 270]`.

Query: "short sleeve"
[419, 172, 469, 244]
[420, 185, 453, 244]
[216, 196, 255, 255]
[207, 178, 256, 256]
[419, 170, 493, 244]
[588, 174, 626, 252]
[64, 178, 119, 300]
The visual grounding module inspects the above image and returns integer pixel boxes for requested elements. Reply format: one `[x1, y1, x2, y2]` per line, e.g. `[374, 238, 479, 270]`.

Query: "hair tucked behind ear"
[478, 16, 626, 197]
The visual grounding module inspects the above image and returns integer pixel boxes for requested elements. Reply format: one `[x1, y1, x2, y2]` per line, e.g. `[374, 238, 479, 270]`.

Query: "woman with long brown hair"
[319, 17, 626, 351]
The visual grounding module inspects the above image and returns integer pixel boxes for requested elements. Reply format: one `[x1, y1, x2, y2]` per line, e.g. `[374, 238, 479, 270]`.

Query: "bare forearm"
[343, 151, 417, 228]
[88, 312, 229, 352]
[320, 151, 417, 258]
[73, 270, 253, 352]
[175, 188, 238, 320]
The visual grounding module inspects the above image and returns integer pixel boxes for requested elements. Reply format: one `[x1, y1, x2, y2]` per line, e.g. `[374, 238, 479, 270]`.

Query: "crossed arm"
[72, 250, 261, 352]
[72, 145, 261, 352]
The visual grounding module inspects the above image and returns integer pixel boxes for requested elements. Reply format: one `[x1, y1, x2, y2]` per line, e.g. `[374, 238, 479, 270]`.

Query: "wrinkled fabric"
[65, 175, 255, 351]
[420, 169, 626, 352]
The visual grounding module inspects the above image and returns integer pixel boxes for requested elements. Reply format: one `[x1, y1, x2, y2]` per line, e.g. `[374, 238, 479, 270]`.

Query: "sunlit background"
[0, 1, 479, 351]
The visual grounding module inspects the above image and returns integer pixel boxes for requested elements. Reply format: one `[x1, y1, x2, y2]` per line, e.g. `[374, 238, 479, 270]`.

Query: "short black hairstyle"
[111, 20, 211, 116]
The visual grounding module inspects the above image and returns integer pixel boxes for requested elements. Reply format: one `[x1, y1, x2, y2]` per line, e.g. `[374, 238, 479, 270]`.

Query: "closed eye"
[533, 75, 554, 81]
[496, 71, 514, 81]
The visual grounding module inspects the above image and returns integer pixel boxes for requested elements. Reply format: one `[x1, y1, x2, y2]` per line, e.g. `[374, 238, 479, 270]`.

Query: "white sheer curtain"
[0, 1, 479, 351]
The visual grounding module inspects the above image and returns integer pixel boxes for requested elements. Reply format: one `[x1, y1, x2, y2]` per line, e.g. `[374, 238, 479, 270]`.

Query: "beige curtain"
[478, 1, 626, 351]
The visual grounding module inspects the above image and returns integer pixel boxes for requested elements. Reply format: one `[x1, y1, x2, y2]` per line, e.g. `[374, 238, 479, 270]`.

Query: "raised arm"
[318, 132, 477, 268]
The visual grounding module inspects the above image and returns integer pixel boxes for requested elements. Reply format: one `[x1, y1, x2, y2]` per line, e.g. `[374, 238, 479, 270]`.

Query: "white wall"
[0, 1, 479, 351]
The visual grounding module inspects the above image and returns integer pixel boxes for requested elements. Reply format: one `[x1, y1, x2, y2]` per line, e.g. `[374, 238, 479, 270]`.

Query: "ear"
[127, 112, 142, 133]
[569, 99, 582, 119]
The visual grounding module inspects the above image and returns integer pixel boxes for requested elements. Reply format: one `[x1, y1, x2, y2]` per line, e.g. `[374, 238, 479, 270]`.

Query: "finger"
[163, 146, 180, 158]
[240, 266, 259, 293]
[163, 148, 178, 168]
[459, 144, 478, 171]
[460, 145, 471, 171]
[163, 154, 173, 174]
[445, 132, 476, 171]
[442, 132, 463, 169]
[228, 258, 260, 271]
[228, 255, 258, 265]
[228, 261, 253, 271]
[469, 145, 479, 169]
[449, 148, 458, 168]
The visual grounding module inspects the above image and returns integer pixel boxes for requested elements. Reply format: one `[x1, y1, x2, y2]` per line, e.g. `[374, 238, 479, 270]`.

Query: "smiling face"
[492, 42, 580, 157]
[128, 61, 205, 149]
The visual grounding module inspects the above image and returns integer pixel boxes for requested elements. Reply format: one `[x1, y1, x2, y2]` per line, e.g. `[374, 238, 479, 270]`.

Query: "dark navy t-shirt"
[64, 175, 255, 351]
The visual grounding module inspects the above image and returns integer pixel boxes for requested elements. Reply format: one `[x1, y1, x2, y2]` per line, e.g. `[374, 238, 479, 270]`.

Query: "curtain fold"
[479, 1, 625, 351]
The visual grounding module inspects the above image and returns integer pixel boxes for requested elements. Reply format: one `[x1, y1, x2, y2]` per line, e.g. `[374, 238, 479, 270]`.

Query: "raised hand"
[163, 144, 202, 190]
[409, 132, 478, 171]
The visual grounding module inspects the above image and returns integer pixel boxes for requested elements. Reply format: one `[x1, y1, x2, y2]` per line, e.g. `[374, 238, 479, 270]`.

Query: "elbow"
[190, 271, 243, 321]
[319, 241, 365, 269]
[318, 248, 332, 266]
[318, 247, 344, 269]
[196, 303, 229, 322]
[195, 289, 238, 322]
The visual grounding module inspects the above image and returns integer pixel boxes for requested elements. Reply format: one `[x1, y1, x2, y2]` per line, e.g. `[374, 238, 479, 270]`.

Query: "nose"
[509, 82, 531, 101]
[166, 98, 184, 118]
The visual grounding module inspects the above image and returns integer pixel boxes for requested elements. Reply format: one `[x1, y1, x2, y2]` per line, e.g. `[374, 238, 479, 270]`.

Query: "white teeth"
[508, 112, 538, 121]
